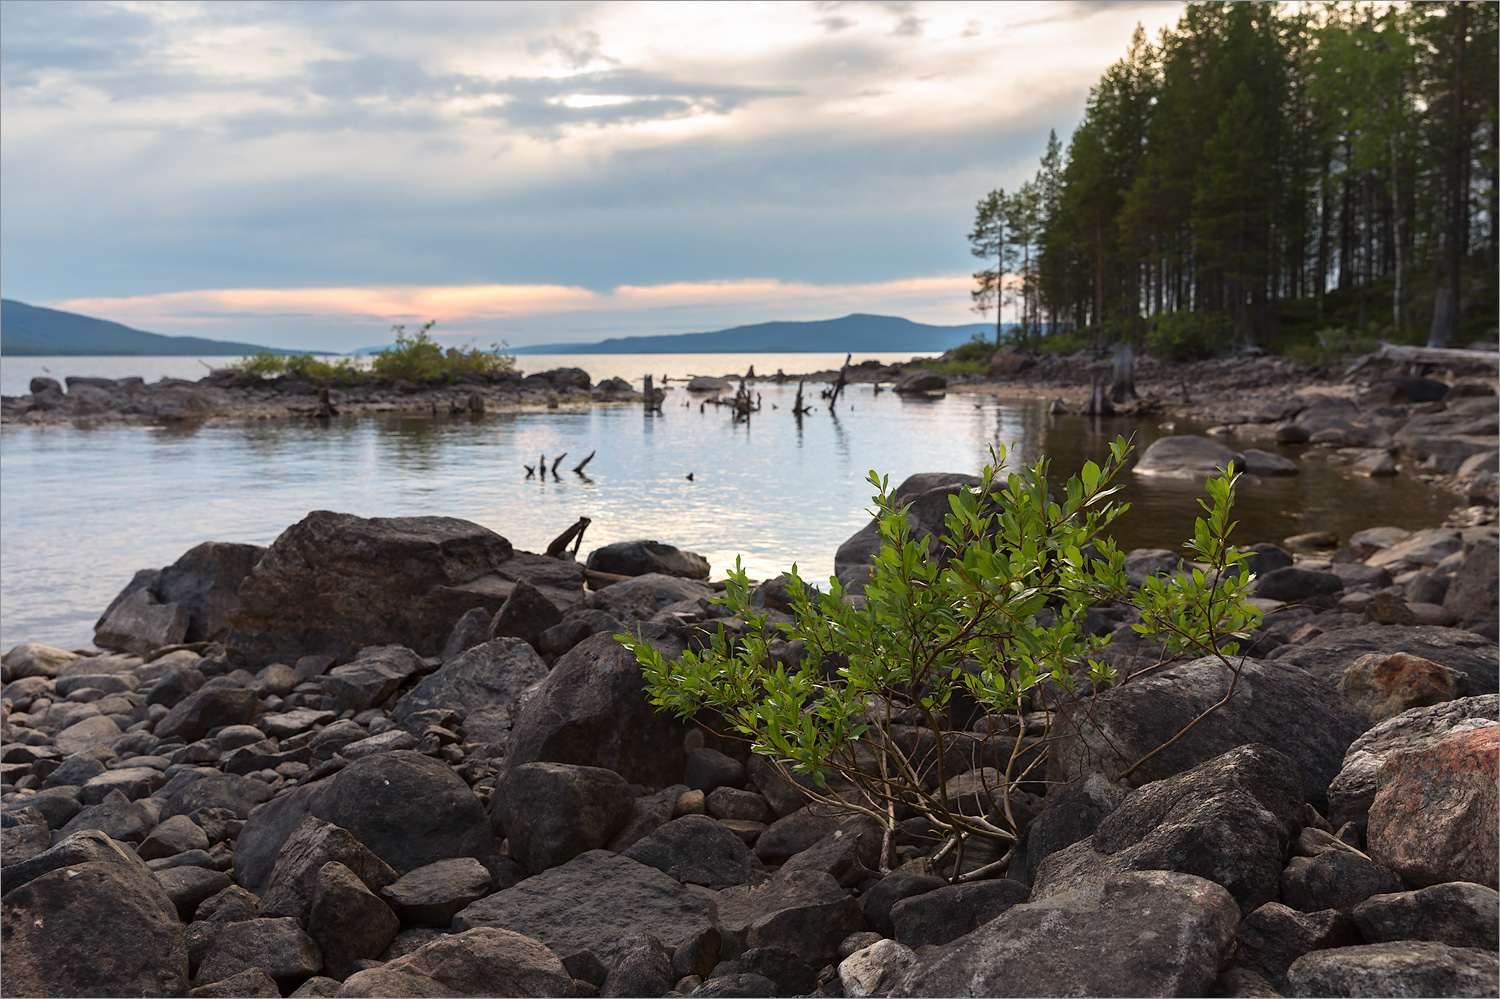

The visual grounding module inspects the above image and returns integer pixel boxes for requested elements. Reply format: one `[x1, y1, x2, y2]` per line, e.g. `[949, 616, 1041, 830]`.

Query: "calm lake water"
[0, 355, 1457, 651]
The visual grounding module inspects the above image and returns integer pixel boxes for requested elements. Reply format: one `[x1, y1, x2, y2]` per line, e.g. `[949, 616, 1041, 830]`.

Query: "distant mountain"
[507, 314, 998, 354]
[0, 299, 308, 357]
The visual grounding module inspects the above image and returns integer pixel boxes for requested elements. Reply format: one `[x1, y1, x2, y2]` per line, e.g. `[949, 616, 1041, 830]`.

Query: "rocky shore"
[2, 449, 1497, 998]
[1, 366, 637, 426]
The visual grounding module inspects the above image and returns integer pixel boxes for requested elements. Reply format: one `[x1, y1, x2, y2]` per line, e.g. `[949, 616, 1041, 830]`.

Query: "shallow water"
[1, 379, 1456, 651]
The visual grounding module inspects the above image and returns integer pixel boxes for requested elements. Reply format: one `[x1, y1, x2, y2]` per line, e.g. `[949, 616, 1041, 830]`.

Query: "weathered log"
[1346, 341, 1500, 377]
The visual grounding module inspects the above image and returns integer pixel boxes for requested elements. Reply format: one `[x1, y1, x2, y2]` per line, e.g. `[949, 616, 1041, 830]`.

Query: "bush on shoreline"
[625, 439, 1260, 878]
[231, 322, 516, 386]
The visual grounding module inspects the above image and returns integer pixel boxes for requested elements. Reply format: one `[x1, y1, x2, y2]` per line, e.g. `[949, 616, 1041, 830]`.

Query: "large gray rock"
[258, 816, 399, 921]
[1034, 744, 1303, 913]
[833, 473, 981, 582]
[392, 638, 546, 744]
[503, 626, 692, 787]
[154, 541, 266, 642]
[888, 879, 1030, 948]
[0, 831, 189, 997]
[235, 752, 497, 895]
[587, 540, 712, 580]
[493, 762, 634, 874]
[1133, 435, 1237, 479]
[1272, 625, 1498, 696]
[892, 371, 946, 394]
[336, 927, 572, 998]
[307, 861, 399, 980]
[1017, 772, 1129, 886]
[196, 917, 323, 988]
[1326, 694, 1498, 831]
[452, 850, 718, 969]
[1445, 537, 1499, 622]
[1286, 941, 1499, 998]
[622, 814, 768, 889]
[889, 871, 1239, 998]
[317, 645, 426, 713]
[94, 587, 189, 656]
[587, 574, 715, 623]
[716, 868, 864, 965]
[1048, 656, 1368, 813]
[225, 511, 581, 664]
[155, 685, 262, 742]
[379, 857, 494, 927]
[1353, 882, 1499, 951]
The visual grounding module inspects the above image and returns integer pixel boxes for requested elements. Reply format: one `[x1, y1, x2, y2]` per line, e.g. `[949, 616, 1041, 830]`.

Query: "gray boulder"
[1286, 941, 1499, 998]
[393, 638, 546, 744]
[587, 540, 712, 580]
[1034, 744, 1303, 913]
[317, 645, 425, 713]
[503, 626, 692, 787]
[1133, 435, 1237, 479]
[890, 871, 1239, 998]
[306, 861, 399, 980]
[833, 473, 981, 582]
[94, 588, 189, 656]
[716, 869, 863, 966]
[258, 816, 399, 921]
[493, 762, 634, 874]
[485, 577, 564, 650]
[379, 857, 494, 927]
[452, 850, 718, 969]
[195, 917, 322, 988]
[892, 371, 946, 394]
[888, 878, 1030, 948]
[1048, 656, 1368, 813]
[623, 814, 768, 889]
[0, 831, 189, 997]
[155, 685, 262, 742]
[154, 541, 266, 642]
[224, 511, 582, 664]
[337, 926, 572, 998]
[1233, 902, 1358, 992]
[234, 752, 496, 895]
[1353, 882, 1499, 951]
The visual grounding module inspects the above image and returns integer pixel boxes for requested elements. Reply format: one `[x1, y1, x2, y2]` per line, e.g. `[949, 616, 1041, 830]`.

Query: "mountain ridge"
[0, 299, 307, 357]
[503, 313, 996, 354]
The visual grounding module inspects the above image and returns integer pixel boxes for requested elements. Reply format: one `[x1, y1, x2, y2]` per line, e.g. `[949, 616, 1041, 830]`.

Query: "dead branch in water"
[573, 451, 596, 474]
[546, 516, 592, 559]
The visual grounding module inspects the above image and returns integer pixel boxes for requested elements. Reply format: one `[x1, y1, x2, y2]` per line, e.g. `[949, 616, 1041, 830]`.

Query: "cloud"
[2, 0, 1188, 326]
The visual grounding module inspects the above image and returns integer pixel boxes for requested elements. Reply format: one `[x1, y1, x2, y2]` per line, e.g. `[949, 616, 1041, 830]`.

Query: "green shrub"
[231, 350, 289, 378]
[623, 439, 1259, 878]
[947, 335, 999, 364]
[371, 322, 516, 385]
[1144, 311, 1234, 362]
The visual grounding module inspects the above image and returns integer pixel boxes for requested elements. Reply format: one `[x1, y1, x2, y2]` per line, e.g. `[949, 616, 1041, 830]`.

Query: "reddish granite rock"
[1339, 652, 1471, 723]
[1367, 725, 1498, 888]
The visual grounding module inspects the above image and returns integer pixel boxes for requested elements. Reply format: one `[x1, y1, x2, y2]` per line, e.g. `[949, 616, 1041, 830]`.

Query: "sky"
[1, 0, 1184, 352]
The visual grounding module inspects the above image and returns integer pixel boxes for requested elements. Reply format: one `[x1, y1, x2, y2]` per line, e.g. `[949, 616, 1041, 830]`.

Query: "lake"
[0, 354, 1457, 651]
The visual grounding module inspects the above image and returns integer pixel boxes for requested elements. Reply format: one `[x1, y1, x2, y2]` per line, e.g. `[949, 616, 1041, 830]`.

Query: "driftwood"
[642, 375, 663, 413]
[315, 386, 339, 419]
[573, 451, 596, 475]
[549, 454, 566, 477]
[1345, 341, 1500, 378]
[545, 516, 592, 559]
[823, 353, 853, 411]
[792, 381, 812, 417]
